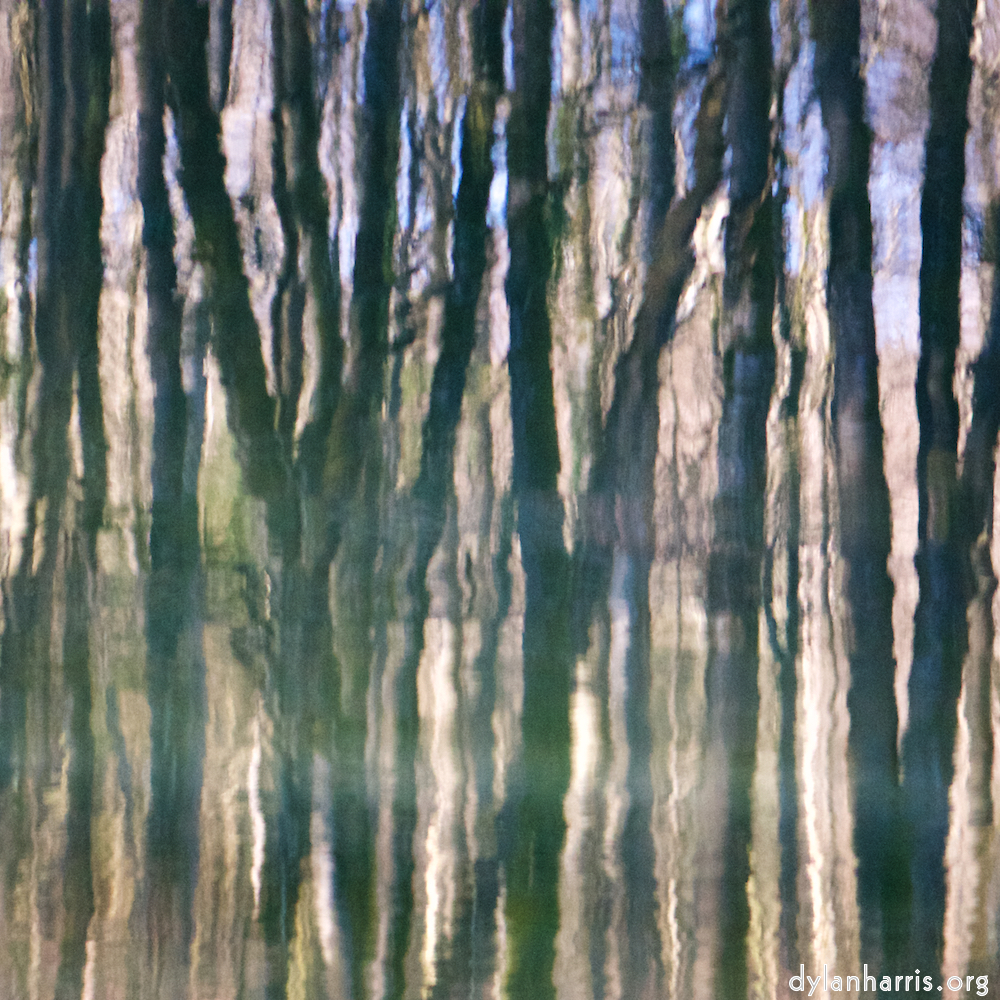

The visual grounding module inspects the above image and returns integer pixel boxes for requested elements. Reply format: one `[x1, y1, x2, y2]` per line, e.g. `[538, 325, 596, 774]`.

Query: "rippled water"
[1, 0, 999, 998]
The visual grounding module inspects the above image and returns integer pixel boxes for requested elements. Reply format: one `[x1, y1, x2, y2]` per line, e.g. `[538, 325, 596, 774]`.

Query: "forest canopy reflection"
[1, 0, 999, 998]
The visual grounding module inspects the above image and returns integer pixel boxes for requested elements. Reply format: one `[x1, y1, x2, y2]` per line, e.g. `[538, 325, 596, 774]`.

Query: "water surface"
[0, 0, 999, 998]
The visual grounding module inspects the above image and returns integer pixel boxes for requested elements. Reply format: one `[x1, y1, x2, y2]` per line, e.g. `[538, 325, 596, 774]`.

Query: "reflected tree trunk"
[769, 20, 803, 966]
[0, 0, 38, 455]
[599, 66, 725, 476]
[574, 38, 726, 1000]
[35, 0, 111, 545]
[414, 0, 505, 993]
[903, 0, 977, 977]
[141, 10, 207, 989]
[324, 0, 404, 997]
[0, 27, 109, 975]
[705, 1, 775, 997]
[949, 4, 1000, 981]
[257, 564, 325, 1000]
[639, 0, 676, 243]
[52, 538, 95, 1000]
[0, 0, 110, 812]
[209, 0, 233, 113]
[144, 492, 205, 999]
[500, 490, 571, 1000]
[320, 0, 401, 529]
[463, 484, 514, 999]
[162, 0, 283, 498]
[500, 3, 572, 999]
[233, 10, 351, 993]
[0, 5, 40, 792]
[327, 584, 376, 1000]
[810, 0, 906, 976]
[142, 81, 207, 989]
[153, 27, 316, 990]
[505, 0, 558, 495]
[269, 3, 308, 458]
[615, 547, 660, 1000]
[32, 0, 74, 519]
[139, 0, 185, 541]
[274, 0, 345, 493]
[143, 281, 206, 1000]
[562, 0, 678, 994]
[269, 0, 343, 478]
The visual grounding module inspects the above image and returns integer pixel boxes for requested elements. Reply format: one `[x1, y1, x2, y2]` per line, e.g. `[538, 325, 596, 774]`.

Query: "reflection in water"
[812, 0, 905, 983]
[3, 0, 1000, 998]
[705, 2, 774, 997]
[904, 0, 977, 985]
[501, 4, 571, 998]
